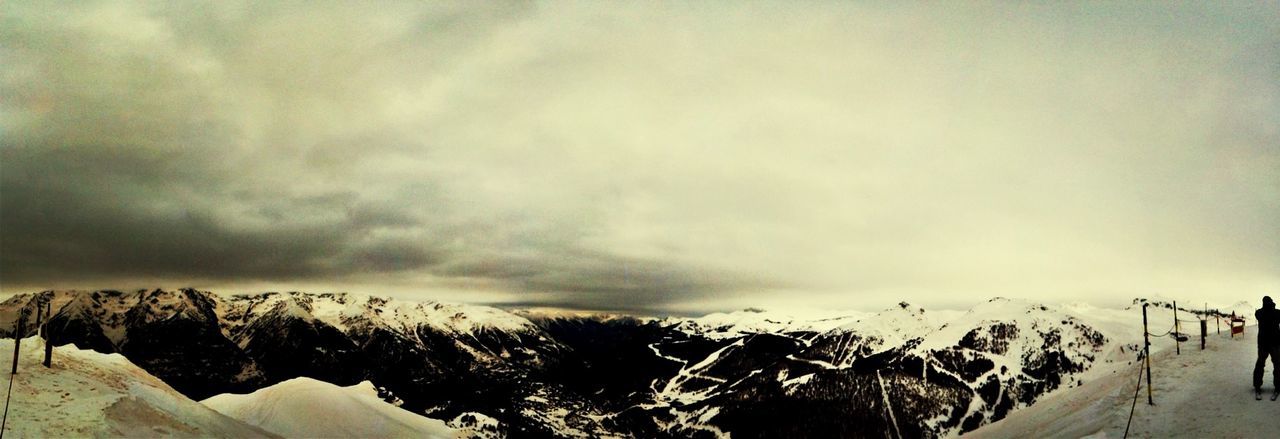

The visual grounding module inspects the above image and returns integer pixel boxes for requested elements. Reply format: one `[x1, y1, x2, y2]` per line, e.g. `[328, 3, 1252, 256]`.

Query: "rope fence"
[1127, 299, 1245, 438]
[1123, 350, 1147, 439]
[1, 299, 54, 439]
[1148, 323, 1175, 338]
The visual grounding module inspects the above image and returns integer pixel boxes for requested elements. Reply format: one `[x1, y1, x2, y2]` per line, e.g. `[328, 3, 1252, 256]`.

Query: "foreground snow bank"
[0, 337, 272, 438]
[202, 377, 487, 438]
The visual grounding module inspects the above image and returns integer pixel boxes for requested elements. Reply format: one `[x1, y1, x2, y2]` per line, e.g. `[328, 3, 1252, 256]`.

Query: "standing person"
[1254, 296, 1280, 400]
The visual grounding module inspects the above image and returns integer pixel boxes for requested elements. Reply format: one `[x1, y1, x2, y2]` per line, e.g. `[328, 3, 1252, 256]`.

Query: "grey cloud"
[1, 1, 1278, 311]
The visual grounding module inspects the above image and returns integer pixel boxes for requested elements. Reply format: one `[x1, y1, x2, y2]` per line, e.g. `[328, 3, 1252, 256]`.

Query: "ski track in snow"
[877, 369, 904, 439]
[657, 338, 743, 403]
[785, 353, 842, 370]
[648, 341, 689, 366]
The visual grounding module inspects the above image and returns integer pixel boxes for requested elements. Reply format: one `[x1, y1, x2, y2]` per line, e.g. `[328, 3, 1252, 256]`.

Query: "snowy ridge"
[202, 377, 481, 438]
[220, 292, 544, 338]
[220, 291, 562, 369]
[904, 298, 1111, 433]
[0, 289, 200, 347]
[0, 290, 80, 333]
[821, 302, 944, 365]
[666, 307, 869, 340]
[0, 337, 272, 438]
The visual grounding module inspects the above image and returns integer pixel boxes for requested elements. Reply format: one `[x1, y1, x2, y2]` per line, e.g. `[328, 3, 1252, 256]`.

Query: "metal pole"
[1174, 300, 1180, 355]
[1143, 303, 1153, 405]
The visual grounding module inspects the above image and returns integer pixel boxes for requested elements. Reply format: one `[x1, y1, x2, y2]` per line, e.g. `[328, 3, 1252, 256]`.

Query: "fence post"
[1173, 300, 1180, 355]
[1143, 303, 1153, 405]
[8, 341, 18, 376]
[33, 304, 43, 338]
[9, 311, 27, 375]
[1200, 319, 1206, 350]
[42, 303, 53, 368]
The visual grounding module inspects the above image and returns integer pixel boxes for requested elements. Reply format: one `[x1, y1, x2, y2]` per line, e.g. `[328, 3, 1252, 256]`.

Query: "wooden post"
[10, 311, 26, 375]
[1200, 319, 1206, 350]
[1216, 312, 1220, 335]
[1174, 300, 1180, 355]
[33, 304, 43, 338]
[43, 303, 53, 368]
[1143, 303, 1153, 405]
[8, 341, 18, 376]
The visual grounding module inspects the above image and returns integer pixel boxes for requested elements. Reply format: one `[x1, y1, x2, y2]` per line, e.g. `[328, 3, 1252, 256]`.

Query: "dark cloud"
[1, 1, 1277, 311]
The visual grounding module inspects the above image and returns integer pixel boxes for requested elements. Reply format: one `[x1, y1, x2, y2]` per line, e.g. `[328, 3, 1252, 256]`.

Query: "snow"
[224, 292, 543, 338]
[670, 308, 870, 340]
[386, 300, 539, 335]
[202, 377, 466, 438]
[658, 339, 742, 404]
[876, 369, 905, 439]
[0, 291, 80, 333]
[11, 289, 1256, 438]
[513, 307, 659, 324]
[836, 302, 942, 356]
[447, 412, 501, 438]
[512, 387, 627, 439]
[969, 325, 1280, 438]
[0, 337, 272, 438]
[306, 294, 362, 332]
[781, 372, 814, 388]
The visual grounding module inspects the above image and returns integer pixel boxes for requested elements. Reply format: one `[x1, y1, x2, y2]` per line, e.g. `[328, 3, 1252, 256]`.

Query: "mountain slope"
[665, 299, 1122, 437]
[1, 289, 1220, 438]
[970, 326, 1275, 438]
[0, 337, 274, 438]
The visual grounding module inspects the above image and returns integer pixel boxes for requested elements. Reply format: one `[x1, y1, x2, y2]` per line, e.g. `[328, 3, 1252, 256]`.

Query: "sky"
[1, 1, 1277, 314]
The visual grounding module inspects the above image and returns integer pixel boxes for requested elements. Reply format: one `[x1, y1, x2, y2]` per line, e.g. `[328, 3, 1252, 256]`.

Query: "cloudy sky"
[2, 1, 1277, 313]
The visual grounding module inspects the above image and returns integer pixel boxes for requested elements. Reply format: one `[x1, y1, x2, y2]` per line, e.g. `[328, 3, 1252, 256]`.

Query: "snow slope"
[969, 325, 1280, 438]
[223, 292, 543, 337]
[0, 337, 273, 438]
[668, 308, 871, 340]
[202, 377, 479, 438]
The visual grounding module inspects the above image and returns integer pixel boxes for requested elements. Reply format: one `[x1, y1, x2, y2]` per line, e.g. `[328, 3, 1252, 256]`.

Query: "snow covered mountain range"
[0, 289, 1241, 438]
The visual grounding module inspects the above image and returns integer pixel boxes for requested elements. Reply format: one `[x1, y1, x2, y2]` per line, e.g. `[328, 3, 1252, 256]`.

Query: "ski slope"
[0, 337, 272, 438]
[969, 325, 1280, 438]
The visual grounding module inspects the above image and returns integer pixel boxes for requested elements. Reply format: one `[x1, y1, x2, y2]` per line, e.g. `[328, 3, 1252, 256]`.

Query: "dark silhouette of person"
[1254, 296, 1280, 397]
